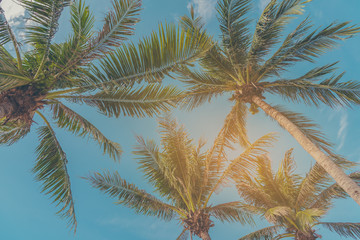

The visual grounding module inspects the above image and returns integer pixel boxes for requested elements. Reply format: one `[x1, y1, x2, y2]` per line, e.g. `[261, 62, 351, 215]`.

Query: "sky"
[0, 0, 360, 239]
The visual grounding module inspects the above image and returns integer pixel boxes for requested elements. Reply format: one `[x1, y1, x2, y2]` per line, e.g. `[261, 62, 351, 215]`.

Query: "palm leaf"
[248, 0, 311, 64]
[318, 222, 360, 239]
[208, 201, 254, 224]
[310, 172, 360, 209]
[264, 73, 360, 107]
[86, 0, 141, 60]
[259, 20, 360, 78]
[266, 105, 333, 154]
[0, 7, 22, 67]
[79, 23, 212, 90]
[62, 84, 182, 118]
[20, 0, 71, 55]
[51, 102, 122, 161]
[34, 121, 76, 231]
[133, 135, 184, 204]
[50, 0, 95, 83]
[217, 0, 252, 65]
[87, 171, 175, 220]
[0, 123, 30, 145]
[205, 133, 276, 205]
[238, 225, 281, 240]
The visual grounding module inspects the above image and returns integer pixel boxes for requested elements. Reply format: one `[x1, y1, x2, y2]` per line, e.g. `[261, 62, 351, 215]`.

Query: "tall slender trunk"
[252, 96, 360, 206]
[199, 231, 211, 240]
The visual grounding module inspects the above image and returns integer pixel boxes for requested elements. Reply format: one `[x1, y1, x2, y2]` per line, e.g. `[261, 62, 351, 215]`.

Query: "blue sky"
[0, 0, 360, 239]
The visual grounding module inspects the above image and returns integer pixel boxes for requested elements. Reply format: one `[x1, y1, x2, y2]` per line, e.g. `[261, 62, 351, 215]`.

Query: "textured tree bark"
[252, 96, 360, 206]
[0, 96, 15, 119]
[199, 231, 211, 240]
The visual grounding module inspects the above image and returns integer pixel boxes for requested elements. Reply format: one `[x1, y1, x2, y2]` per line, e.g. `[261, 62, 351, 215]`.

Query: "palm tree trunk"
[199, 231, 211, 240]
[252, 96, 360, 206]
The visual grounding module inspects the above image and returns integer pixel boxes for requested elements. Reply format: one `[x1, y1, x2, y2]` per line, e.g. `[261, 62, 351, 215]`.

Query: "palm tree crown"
[177, 0, 360, 204]
[238, 149, 360, 240]
[87, 116, 278, 240]
[0, 0, 211, 230]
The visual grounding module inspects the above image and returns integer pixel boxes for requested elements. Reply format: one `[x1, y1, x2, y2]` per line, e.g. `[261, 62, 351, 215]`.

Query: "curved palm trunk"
[252, 96, 360, 206]
[199, 231, 211, 240]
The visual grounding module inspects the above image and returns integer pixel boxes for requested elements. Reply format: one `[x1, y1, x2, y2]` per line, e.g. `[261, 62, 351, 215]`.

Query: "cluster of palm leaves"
[1, 0, 360, 239]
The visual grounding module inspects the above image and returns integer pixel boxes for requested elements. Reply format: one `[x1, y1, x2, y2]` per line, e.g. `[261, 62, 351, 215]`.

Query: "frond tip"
[34, 124, 77, 231]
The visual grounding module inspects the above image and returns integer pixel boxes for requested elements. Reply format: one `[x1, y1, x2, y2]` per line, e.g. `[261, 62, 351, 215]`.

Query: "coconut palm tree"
[87, 116, 278, 240]
[0, 0, 211, 230]
[176, 0, 360, 205]
[237, 149, 360, 240]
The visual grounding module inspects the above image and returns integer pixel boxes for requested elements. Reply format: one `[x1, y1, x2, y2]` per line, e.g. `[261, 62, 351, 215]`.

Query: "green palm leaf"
[20, 0, 71, 55]
[51, 102, 122, 160]
[0, 123, 30, 145]
[79, 23, 212, 90]
[259, 21, 360, 79]
[34, 119, 76, 230]
[248, 0, 311, 64]
[86, 0, 141, 60]
[50, 0, 95, 84]
[62, 84, 182, 118]
[87, 171, 176, 220]
[217, 0, 252, 65]
[264, 73, 360, 107]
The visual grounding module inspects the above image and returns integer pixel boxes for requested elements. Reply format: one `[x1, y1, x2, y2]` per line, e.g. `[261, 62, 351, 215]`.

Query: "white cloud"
[259, 0, 271, 12]
[337, 111, 348, 151]
[187, 0, 216, 22]
[0, 0, 25, 26]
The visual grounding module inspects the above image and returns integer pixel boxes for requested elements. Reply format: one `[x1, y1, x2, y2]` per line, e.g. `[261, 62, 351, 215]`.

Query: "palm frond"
[0, 122, 30, 145]
[51, 102, 122, 161]
[208, 201, 254, 224]
[296, 157, 357, 210]
[266, 105, 333, 154]
[275, 149, 301, 200]
[264, 206, 292, 223]
[318, 222, 360, 239]
[78, 23, 212, 90]
[180, 5, 204, 33]
[34, 122, 76, 231]
[0, 7, 22, 67]
[50, 0, 95, 83]
[20, 0, 71, 55]
[217, 0, 252, 65]
[86, 0, 141, 60]
[259, 20, 360, 78]
[133, 135, 184, 204]
[295, 208, 325, 231]
[264, 73, 360, 108]
[0, 50, 31, 91]
[206, 133, 277, 205]
[238, 225, 281, 240]
[62, 84, 182, 118]
[248, 0, 311, 64]
[310, 172, 360, 209]
[87, 171, 175, 220]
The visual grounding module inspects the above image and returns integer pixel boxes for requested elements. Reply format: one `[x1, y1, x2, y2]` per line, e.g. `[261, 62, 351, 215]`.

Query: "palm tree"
[237, 149, 360, 240]
[176, 0, 360, 204]
[87, 116, 277, 240]
[0, 0, 211, 230]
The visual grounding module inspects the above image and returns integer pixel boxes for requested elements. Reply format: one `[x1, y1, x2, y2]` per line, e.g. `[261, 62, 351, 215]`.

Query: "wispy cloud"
[187, 0, 216, 22]
[259, 0, 271, 11]
[337, 111, 348, 151]
[1, 0, 25, 26]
